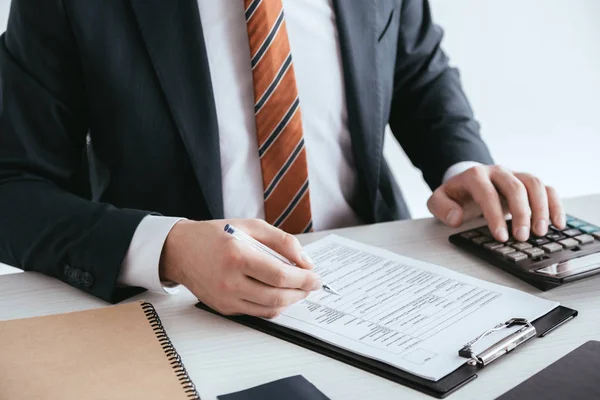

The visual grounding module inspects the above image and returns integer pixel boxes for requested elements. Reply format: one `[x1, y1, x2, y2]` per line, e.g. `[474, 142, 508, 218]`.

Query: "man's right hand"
[159, 219, 321, 318]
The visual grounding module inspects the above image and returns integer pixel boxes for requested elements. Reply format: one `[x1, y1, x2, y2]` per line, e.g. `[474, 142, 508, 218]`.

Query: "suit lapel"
[130, 0, 224, 219]
[332, 0, 383, 220]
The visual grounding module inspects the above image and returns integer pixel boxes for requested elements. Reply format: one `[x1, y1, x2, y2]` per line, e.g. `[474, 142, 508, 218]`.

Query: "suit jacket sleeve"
[388, 0, 494, 190]
[0, 0, 149, 302]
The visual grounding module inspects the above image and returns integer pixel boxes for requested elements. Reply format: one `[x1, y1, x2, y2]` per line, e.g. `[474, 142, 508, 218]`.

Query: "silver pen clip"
[458, 318, 537, 367]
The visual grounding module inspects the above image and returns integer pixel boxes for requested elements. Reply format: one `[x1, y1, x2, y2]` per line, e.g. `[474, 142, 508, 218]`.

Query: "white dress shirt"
[118, 0, 481, 293]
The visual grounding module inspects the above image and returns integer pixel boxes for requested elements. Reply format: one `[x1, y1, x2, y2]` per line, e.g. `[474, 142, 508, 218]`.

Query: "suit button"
[68, 268, 81, 283]
[82, 272, 94, 287]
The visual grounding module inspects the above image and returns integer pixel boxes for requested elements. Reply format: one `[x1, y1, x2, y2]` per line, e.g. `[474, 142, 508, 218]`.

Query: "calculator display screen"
[535, 252, 600, 278]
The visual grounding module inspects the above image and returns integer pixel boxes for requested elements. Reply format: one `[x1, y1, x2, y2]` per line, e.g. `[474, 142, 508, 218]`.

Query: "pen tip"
[323, 284, 341, 296]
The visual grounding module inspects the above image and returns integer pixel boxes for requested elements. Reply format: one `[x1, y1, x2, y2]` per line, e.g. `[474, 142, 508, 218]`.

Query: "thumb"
[427, 187, 464, 227]
[244, 219, 315, 270]
[271, 231, 315, 271]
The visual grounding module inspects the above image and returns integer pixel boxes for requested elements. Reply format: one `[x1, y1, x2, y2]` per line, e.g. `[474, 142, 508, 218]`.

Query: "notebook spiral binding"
[141, 302, 201, 400]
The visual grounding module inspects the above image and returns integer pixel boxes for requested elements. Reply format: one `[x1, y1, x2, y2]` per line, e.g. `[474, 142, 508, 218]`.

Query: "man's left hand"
[427, 165, 566, 242]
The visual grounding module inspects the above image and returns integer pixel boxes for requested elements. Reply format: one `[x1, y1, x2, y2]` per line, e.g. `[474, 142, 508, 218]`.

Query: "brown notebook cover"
[0, 301, 199, 400]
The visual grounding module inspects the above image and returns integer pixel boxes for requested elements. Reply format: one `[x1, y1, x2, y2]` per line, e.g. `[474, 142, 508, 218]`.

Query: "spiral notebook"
[0, 301, 199, 400]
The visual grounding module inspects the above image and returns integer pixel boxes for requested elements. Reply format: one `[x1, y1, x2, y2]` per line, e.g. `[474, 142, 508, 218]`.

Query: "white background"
[0, 0, 599, 273]
[384, 0, 600, 217]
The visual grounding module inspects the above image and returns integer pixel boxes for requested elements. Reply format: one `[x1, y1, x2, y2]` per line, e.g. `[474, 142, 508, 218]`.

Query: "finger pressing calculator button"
[541, 243, 562, 253]
[507, 252, 528, 262]
[494, 246, 516, 256]
[461, 231, 480, 239]
[528, 237, 550, 246]
[472, 236, 493, 245]
[512, 242, 532, 251]
[484, 241, 504, 250]
[524, 247, 545, 257]
[559, 238, 579, 248]
[579, 225, 599, 234]
[574, 234, 594, 244]
[563, 229, 582, 237]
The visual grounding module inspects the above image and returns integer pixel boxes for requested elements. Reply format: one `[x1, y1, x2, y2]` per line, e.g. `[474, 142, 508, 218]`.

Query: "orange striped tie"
[244, 0, 313, 234]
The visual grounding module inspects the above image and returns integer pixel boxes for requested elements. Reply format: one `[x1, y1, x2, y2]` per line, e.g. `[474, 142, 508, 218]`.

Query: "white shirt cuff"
[118, 215, 185, 294]
[442, 161, 483, 183]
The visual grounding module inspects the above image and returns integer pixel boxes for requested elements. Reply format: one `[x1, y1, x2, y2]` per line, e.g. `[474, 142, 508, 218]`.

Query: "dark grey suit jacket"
[0, 0, 493, 302]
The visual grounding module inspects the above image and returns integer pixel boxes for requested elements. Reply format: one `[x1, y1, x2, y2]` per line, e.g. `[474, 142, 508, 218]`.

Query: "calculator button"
[559, 238, 579, 248]
[546, 233, 566, 241]
[477, 227, 492, 236]
[541, 243, 562, 253]
[505, 239, 515, 246]
[574, 234, 594, 244]
[524, 248, 545, 257]
[461, 231, 480, 239]
[579, 225, 599, 234]
[507, 252, 528, 262]
[563, 229, 583, 237]
[593, 231, 600, 240]
[484, 241, 504, 250]
[512, 242, 532, 251]
[494, 246, 516, 256]
[567, 219, 586, 228]
[472, 236, 493, 245]
[528, 237, 550, 246]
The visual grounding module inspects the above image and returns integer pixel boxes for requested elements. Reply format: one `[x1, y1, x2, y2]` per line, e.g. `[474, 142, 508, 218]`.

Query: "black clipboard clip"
[458, 318, 537, 367]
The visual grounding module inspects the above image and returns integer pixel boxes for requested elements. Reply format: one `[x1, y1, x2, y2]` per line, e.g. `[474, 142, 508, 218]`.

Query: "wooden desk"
[1, 195, 598, 399]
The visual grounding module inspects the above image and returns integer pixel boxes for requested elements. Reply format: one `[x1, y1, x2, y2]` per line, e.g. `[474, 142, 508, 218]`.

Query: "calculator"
[449, 215, 600, 290]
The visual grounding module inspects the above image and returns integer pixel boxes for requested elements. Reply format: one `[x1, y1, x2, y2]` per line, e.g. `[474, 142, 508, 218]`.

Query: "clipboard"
[195, 302, 577, 398]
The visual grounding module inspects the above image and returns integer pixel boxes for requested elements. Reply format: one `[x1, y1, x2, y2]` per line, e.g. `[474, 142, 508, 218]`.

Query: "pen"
[224, 224, 341, 296]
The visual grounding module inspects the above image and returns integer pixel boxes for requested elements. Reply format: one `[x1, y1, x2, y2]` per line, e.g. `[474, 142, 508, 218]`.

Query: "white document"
[272, 235, 559, 381]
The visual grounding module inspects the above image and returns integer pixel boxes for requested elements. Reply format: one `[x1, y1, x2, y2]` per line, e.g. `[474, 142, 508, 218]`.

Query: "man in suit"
[0, 0, 564, 317]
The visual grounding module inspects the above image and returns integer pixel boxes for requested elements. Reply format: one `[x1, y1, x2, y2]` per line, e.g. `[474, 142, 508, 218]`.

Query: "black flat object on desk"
[449, 215, 600, 290]
[497, 341, 600, 400]
[217, 375, 330, 400]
